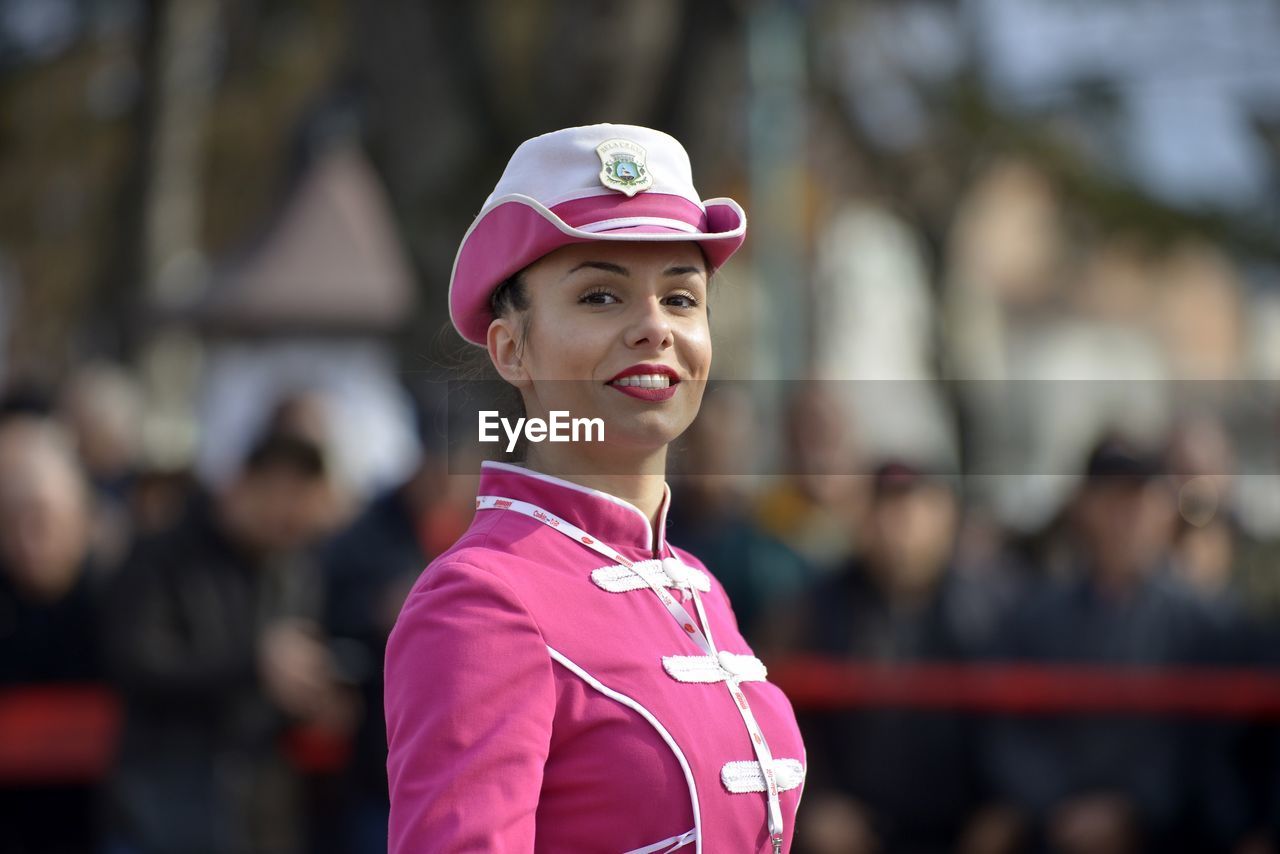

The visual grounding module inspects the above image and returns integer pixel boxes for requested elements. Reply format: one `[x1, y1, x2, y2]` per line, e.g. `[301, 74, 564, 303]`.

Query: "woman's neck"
[524, 443, 669, 545]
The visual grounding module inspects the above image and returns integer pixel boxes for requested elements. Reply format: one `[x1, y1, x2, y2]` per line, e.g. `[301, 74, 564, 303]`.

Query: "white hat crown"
[482, 123, 704, 212]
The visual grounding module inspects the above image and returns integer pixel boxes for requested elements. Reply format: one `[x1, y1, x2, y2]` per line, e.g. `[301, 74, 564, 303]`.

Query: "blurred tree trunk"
[144, 0, 219, 303]
[135, 0, 222, 469]
[93, 2, 159, 361]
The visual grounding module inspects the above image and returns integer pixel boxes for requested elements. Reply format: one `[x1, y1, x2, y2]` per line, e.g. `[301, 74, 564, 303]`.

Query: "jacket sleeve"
[385, 558, 555, 853]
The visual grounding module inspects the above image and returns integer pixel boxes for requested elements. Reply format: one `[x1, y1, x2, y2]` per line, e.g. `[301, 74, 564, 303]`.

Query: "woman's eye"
[579, 289, 619, 305]
[666, 292, 700, 309]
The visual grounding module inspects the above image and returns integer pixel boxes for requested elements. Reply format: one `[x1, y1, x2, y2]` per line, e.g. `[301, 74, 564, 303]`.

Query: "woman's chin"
[582, 424, 685, 461]
[611, 410, 694, 444]
[527, 399, 695, 464]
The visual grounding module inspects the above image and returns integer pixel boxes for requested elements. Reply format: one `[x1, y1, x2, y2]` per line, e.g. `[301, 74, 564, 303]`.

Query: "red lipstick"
[606, 363, 680, 402]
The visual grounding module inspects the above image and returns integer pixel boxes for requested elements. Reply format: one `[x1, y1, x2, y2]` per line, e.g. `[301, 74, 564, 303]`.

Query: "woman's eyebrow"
[566, 260, 628, 277]
[664, 264, 705, 277]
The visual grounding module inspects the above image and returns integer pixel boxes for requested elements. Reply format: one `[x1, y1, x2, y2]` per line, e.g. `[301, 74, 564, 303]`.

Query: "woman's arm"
[385, 558, 556, 853]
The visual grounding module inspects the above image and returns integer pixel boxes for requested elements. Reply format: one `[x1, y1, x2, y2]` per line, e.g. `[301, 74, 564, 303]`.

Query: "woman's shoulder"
[406, 509, 530, 592]
[387, 544, 552, 672]
[407, 541, 534, 607]
[383, 549, 557, 752]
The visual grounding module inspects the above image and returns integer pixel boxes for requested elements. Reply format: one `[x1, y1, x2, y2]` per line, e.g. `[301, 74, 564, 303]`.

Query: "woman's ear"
[487, 316, 530, 388]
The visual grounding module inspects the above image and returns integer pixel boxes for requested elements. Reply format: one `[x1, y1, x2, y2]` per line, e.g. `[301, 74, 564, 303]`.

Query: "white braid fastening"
[720, 759, 806, 794]
[662, 653, 768, 684]
[591, 560, 712, 594]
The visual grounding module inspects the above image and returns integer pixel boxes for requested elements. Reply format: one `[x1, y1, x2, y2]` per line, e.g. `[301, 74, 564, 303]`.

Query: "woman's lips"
[609, 383, 678, 402]
[607, 365, 680, 402]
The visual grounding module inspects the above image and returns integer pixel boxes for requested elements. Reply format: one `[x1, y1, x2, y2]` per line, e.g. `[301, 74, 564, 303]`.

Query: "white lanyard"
[476, 495, 786, 853]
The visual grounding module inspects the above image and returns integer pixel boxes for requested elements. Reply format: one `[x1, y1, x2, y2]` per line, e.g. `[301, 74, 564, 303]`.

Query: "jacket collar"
[477, 460, 671, 558]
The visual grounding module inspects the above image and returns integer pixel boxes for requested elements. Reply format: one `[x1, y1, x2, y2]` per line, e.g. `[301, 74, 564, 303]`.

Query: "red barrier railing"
[0, 685, 121, 783]
[6, 663, 1280, 784]
[0, 684, 351, 783]
[769, 657, 1280, 718]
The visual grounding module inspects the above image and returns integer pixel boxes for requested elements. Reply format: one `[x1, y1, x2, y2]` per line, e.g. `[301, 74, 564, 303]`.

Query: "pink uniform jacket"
[385, 461, 807, 853]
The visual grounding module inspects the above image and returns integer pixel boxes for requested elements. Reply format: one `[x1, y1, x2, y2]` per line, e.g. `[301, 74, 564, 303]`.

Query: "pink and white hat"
[448, 123, 747, 345]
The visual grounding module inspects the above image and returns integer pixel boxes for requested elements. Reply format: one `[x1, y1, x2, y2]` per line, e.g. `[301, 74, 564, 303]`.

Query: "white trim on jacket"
[480, 461, 672, 554]
[624, 828, 698, 854]
[547, 646, 703, 853]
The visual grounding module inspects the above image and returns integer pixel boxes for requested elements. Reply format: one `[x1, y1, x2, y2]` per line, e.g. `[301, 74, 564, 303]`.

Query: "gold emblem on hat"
[596, 139, 653, 196]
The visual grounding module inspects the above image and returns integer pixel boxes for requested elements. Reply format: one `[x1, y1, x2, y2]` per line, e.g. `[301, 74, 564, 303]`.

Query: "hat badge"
[596, 138, 653, 197]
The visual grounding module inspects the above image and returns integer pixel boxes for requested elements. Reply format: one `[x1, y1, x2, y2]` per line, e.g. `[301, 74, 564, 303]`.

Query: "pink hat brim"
[449, 194, 745, 345]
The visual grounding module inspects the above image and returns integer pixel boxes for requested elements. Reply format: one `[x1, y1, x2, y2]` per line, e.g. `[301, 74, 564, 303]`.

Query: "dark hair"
[489, 272, 530, 318]
[1084, 434, 1164, 482]
[0, 383, 54, 422]
[483, 272, 534, 452]
[488, 271, 534, 362]
[241, 433, 327, 478]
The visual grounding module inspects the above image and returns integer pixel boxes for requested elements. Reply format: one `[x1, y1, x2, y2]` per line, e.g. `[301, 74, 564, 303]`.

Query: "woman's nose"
[626, 297, 674, 350]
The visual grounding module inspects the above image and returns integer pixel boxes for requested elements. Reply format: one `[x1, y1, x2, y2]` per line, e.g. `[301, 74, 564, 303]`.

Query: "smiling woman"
[487, 241, 711, 473]
[385, 125, 807, 854]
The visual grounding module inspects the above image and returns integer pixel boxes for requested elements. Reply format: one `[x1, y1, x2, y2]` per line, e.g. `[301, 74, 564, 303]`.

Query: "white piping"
[547, 646, 702, 853]
[623, 828, 698, 854]
[481, 461, 671, 554]
[656, 493, 673, 559]
[576, 216, 700, 234]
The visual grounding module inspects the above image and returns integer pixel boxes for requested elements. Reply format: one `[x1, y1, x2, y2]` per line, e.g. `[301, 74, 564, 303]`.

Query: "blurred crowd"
[0, 366, 1278, 854]
[0, 367, 472, 854]
[675, 384, 1280, 854]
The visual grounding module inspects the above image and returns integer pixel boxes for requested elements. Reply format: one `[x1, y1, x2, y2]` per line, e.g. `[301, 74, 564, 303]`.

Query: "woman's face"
[488, 240, 712, 455]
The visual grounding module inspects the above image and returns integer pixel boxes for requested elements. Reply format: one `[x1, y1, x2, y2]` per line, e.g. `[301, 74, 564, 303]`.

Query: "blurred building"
[190, 140, 420, 498]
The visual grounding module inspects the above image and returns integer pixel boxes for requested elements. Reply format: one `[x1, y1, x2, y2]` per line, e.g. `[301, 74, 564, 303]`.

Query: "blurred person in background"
[781, 459, 1004, 854]
[1163, 417, 1280, 854]
[1165, 416, 1244, 621]
[0, 414, 104, 854]
[311, 391, 471, 854]
[58, 362, 145, 574]
[977, 436, 1216, 854]
[264, 391, 334, 450]
[1179, 409, 1280, 627]
[754, 384, 868, 572]
[103, 429, 352, 854]
[261, 391, 357, 528]
[668, 383, 812, 648]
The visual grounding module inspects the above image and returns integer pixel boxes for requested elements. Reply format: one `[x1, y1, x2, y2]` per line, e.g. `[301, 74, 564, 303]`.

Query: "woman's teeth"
[612, 374, 673, 389]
